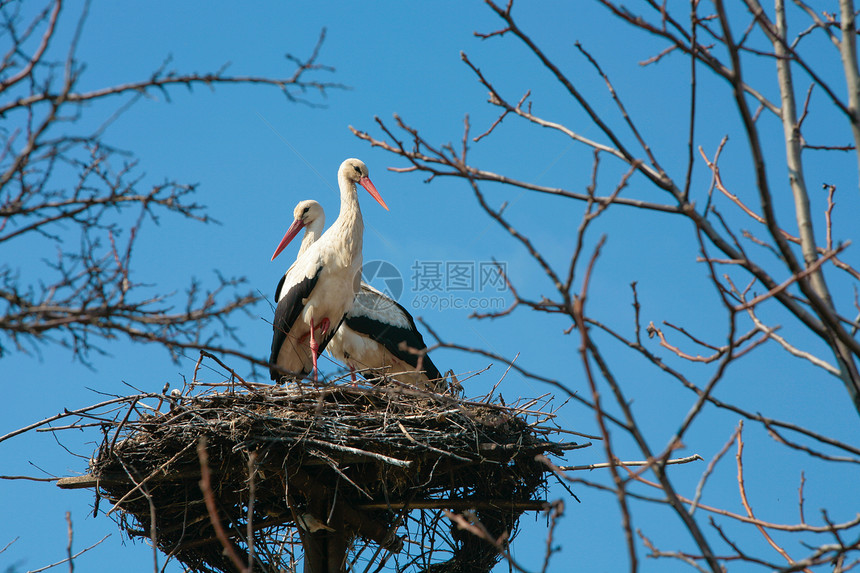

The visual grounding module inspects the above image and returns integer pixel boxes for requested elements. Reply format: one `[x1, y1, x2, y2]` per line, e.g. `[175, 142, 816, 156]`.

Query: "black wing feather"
[274, 274, 287, 302]
[386, 297, 442, 380]
[269, 267, 321, 380]
[344, 311, 442, 382]
[319, 314, 346, 360]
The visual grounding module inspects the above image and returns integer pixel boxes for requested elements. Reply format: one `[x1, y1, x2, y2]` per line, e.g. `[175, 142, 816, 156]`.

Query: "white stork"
[330, 283, 443, 390]
[279, 199, 443, 390]
[269, 159, 388, 382]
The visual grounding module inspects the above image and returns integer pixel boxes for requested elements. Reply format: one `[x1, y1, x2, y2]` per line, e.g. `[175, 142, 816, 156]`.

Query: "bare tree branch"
[352, 2, 860, 570]
[0, 1, 345, 369]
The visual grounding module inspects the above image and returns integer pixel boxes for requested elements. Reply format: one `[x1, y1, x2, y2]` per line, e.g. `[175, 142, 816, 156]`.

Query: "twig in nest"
[198, 437, 249, 573]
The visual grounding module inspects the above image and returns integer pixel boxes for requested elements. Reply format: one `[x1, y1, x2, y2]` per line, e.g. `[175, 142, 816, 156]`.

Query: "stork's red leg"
[309, 317, 332, 384]
[309, 317, 320, 383]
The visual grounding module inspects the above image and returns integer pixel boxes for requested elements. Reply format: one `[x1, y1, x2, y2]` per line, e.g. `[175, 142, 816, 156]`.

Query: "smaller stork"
[269, 159, 387, 383]
[330, 283, 443, 390]
[281, 199, 443, 390]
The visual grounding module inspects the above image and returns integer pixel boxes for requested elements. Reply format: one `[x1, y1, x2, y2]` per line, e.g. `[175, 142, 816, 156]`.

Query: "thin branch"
[735, 422, 812, 572]
[197, 437, 249, 573]
[558, 454, 703, 471]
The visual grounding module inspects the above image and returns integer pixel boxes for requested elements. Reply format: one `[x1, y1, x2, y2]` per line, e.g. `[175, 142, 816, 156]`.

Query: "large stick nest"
[85, 377, 580, 572]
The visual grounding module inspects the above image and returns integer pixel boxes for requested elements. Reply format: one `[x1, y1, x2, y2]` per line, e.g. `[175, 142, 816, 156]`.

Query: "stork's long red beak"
[359, 176, 389, 211]
[271, 218, 306, 261]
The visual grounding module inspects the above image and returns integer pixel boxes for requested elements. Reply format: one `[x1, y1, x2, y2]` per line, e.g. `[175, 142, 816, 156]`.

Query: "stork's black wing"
[345, 285, 442, 381]
[269, 267, 321, 380]
[274, 274, 287, 302]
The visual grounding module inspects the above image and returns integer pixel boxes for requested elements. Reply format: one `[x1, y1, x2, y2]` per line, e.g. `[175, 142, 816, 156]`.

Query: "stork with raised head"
[269, 159, 388, 382]
[279, 199, 443, 390]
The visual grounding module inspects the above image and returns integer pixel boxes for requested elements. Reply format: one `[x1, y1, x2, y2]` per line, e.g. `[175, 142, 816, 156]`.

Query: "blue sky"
[3, 2, 860, 572]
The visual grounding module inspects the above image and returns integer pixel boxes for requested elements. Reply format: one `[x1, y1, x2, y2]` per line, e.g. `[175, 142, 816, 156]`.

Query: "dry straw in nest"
[58, 371, 585, 572]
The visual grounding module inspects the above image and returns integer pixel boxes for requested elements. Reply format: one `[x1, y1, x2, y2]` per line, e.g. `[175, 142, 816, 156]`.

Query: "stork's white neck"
[328, 168, 364, 262]
[298, 216, 325, 257]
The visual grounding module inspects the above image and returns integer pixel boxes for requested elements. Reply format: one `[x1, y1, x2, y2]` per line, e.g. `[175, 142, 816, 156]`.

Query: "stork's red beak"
[359, 176, 389, 211]
[271, 218, 306, 261]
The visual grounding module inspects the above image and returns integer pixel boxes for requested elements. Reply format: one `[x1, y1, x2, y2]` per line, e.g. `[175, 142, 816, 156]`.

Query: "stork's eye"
[302, 207, 309, 214]
[353, 165, 362, 175]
